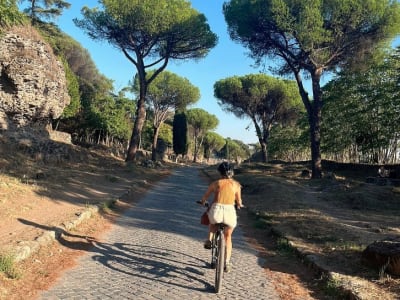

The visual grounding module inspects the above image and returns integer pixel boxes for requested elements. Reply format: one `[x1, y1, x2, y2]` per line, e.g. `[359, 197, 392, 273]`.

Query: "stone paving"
[39, 166, 280, 300]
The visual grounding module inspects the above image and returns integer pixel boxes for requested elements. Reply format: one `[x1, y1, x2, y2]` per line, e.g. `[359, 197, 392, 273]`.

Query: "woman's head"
[218, 162, 234, 178]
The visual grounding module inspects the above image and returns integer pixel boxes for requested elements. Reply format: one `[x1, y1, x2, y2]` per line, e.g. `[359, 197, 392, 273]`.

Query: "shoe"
[224, 262, 232, 273]
[204, 240, 212, 249]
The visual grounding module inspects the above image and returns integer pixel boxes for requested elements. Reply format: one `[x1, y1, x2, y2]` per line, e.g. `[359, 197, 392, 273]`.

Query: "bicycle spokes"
[214, 230, 225, 293]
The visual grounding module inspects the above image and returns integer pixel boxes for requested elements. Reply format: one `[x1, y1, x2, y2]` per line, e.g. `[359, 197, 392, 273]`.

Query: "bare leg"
[224, 227, 234, 263]
[208, 224, 216, 241]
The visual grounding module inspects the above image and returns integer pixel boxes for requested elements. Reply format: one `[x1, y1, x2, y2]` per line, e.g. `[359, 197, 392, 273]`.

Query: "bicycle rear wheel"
[214, 230, 225, 293]
[210, 239, 216, 269]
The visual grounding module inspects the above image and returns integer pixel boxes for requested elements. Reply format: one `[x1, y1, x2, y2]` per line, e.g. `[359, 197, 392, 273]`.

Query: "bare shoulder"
[232, 179, 242, 187]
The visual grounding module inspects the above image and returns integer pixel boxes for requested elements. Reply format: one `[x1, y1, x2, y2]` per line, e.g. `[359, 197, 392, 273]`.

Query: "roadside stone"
[266, 215, 397, 299]
[14, 241, 41, 262]
[362, 239, 400, 275]
[36, 231, 56, 244]
[12, 204, 100, 263]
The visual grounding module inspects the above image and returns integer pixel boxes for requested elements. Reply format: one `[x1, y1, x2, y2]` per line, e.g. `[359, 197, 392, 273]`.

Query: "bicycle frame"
[211, 223, 226, 293]
[196, 200, 233, 293]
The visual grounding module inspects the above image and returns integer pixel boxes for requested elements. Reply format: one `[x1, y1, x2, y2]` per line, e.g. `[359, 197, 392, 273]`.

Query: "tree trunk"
[151, 126, 160, 161]
[310, 71, 323, 179]
[193, 133, 198, 163]
[294, 69, 322, 179]
[252, 117, 267, 163]
[126, 60, 147, 162]
[261, 119, 272, 163]
[126, 95, 146, 162]
[193, 129, 204, 163]
[260, 142, 267, 163]
[30, 0, 37, 25]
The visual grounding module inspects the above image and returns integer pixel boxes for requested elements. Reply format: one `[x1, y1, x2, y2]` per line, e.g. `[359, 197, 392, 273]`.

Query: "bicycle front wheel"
[214, 231, 225, 293]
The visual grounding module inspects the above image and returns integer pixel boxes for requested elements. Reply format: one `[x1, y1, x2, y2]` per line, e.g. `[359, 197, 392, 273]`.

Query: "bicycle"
[210, 221, 226, 293]
[197, 201, 229, 293]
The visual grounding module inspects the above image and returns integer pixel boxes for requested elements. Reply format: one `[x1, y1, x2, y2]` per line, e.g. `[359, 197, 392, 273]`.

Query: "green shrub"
[0, 254, 20, 279]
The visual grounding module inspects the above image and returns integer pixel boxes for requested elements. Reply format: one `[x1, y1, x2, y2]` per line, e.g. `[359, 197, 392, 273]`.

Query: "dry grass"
[1, 127, 399, 299]
[0, 131, 174, 300]
[203, 162, 400, 299]
[0, 132, 172, 254]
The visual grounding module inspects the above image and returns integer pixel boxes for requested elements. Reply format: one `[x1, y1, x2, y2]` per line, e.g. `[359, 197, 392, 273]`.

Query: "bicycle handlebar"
[196, 200, 209, 208]
[196, 200, 244, 210]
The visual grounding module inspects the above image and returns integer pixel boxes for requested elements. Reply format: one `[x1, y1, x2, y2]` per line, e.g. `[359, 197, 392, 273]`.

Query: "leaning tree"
[134, 70, 200, 161]
[223, 0, 400, 178]
[186, 108, 219, 163]
[21, 0, 71, 25]
[203, 131, 226, 162]
[214, 74, 302, 162]
[74, 0, 217, 162]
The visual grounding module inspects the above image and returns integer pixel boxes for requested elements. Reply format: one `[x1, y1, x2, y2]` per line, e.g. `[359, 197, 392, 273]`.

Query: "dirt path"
[0, 155, 169, 299]
[39, 166, 281, 299]
[0, 163, 326, 300]
[3, 157, 398, 299]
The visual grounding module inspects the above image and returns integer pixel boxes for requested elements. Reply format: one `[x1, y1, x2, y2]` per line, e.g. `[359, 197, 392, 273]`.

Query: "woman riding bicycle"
[199, 161, 243, 273]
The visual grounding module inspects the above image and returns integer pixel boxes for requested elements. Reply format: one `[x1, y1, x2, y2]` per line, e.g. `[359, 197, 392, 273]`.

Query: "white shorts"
[208, 203, 237, 228]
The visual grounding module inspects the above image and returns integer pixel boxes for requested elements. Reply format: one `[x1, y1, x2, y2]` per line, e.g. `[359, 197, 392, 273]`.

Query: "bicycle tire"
[210, 239, 216, 269]
[214, 229, 225, 293]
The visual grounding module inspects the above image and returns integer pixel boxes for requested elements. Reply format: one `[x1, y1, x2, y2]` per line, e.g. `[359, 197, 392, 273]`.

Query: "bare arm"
[235, 182, 243, 207]
[200, 182, 215, 205]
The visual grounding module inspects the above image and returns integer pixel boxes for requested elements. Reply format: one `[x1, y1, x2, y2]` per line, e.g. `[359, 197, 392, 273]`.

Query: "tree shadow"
[0, 125, 138, 208]
[18, 217, 215, 293]
[17, 218, 97, 251]
[90, 242, 215, 293]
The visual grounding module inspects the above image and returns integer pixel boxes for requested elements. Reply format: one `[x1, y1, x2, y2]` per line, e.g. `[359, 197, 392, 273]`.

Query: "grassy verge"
[0, 254, 20, 279]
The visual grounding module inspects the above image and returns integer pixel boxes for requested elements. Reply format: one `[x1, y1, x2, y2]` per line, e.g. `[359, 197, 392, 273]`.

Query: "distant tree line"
[2, 0, 399, 168]
[223, 0, 400, 177]
[0, 1, 236, 163]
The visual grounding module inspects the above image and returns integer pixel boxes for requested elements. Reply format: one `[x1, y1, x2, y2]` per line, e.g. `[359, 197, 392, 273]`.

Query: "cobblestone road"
[39, 166, 280, 300]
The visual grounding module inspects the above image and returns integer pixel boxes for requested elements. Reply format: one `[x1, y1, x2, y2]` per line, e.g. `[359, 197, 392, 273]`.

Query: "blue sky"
[47, 1, 399, 145]
[52, 0, 265, 144]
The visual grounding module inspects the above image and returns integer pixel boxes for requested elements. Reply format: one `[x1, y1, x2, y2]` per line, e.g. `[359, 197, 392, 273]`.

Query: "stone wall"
[0, 26, 70, 129]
